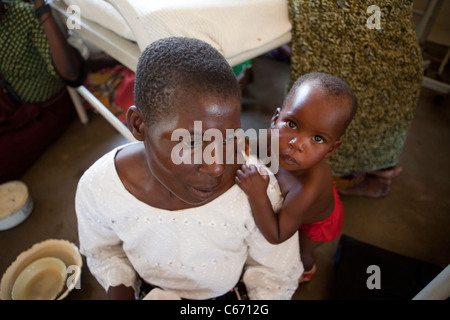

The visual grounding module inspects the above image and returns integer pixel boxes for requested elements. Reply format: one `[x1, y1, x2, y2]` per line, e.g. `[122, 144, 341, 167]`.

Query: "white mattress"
[62, 0, 135, 41]
[61, 0, 291, 66]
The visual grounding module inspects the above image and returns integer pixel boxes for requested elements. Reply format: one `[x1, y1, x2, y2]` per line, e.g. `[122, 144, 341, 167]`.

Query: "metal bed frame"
[50, 0, 291, 141]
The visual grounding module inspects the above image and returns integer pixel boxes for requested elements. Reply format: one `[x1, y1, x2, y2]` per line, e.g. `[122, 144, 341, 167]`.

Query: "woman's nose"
[198, 142, 226, 176]
[198, 162, 225, 176]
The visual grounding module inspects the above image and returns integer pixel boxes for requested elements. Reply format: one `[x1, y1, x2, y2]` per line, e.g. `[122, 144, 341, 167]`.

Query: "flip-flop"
[299, 264, 317, 283]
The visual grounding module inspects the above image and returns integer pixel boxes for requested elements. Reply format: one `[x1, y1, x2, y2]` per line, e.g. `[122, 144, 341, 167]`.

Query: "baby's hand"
[235, 164, 270, 197]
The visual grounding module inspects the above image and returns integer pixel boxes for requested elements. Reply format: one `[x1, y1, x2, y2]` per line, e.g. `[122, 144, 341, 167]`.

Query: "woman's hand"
[33, 0, 85, 84]
[108, 285, 135, 300]
[33, 0, 46, 8]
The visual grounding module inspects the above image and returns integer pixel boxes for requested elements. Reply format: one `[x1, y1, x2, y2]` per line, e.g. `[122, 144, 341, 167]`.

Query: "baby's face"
[142, 90, 242, 206]
[272, 82, 346, 171]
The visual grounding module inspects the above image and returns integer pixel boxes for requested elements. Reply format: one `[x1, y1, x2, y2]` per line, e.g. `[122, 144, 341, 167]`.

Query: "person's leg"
[0, 90, 75, 183]
[299, 231, 323, 275]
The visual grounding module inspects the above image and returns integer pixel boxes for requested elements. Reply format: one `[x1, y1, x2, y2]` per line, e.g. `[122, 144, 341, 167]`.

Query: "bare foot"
[370, 166, 403, 180]
[338, 175, 391, 198]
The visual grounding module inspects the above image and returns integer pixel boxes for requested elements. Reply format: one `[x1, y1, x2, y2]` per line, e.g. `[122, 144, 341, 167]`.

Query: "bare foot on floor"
[338, 175, 391, 198]
[337, 166, 403, 198]
[370, 166, 403, 180]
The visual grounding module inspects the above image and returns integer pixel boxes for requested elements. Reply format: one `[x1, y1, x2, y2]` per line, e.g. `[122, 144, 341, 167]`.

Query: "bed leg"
[67, 86, 89, 124]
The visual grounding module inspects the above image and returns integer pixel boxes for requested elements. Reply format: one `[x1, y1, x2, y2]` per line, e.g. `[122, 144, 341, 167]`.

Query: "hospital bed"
[50, 0, 292, 141]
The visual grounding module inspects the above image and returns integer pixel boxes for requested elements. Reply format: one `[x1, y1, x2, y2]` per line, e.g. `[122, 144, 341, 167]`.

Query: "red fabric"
[0, 89, 75, 183]
[300, 187, 344, 242]
[83, 65, 135, 124]
[114, 67, 135, 123]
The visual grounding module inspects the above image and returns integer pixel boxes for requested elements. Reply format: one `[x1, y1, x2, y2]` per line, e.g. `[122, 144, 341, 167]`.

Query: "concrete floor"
[1, 55, 449, 300]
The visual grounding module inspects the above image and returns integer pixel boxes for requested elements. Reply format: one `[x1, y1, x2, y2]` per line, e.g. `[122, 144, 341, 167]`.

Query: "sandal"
[299, 264, 316, 283]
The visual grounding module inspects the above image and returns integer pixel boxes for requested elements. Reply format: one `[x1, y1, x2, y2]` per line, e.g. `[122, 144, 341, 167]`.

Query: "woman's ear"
[324, 139, 342, 159]
[270, 108, 281, 128]
[126, 106, 146, 141]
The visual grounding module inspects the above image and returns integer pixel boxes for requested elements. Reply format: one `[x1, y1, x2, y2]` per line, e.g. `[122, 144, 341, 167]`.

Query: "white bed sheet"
[51, 0, 292, 141]
[62, 0, 135, 41]
[60, 0, 292, 67]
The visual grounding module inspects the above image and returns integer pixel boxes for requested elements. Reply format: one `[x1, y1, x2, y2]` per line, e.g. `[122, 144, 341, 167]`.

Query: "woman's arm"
[34, 0, 85, 84]
[108, 285, 135, 300]
[75, 171, 140, 300]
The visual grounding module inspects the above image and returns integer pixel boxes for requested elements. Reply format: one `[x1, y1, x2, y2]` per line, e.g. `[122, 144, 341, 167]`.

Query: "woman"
[0, 0, 87, 183]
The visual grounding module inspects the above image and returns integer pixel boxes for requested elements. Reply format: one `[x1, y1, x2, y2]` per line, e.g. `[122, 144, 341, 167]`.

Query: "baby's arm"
[236, 164, 285, 244]
[236, 164, 310, 244]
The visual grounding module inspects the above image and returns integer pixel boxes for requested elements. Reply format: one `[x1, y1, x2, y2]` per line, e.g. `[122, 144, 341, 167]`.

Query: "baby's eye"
[313, 135, 324, 144]
[286, 120, 297, 129]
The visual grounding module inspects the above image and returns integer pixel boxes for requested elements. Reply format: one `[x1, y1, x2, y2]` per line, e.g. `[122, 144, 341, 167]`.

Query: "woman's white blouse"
[75, 144, 303, 300]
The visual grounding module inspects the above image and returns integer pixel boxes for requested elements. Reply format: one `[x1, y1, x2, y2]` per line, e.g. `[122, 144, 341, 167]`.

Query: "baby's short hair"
[284, 72, 358, 130]
[134, 37, 241, 126]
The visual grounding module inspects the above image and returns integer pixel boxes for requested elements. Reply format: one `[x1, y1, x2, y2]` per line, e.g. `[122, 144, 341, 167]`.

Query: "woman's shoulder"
[114, 141, 146, 175]
[9, 1, 35, 19]
[81, 143, 138, 182]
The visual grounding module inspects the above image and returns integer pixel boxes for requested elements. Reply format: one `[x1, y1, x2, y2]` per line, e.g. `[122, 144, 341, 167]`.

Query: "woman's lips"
[189, 185, 219, 199]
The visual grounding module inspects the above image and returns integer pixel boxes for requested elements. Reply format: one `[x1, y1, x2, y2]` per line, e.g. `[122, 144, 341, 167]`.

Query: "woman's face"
[141, 90, 242, 206]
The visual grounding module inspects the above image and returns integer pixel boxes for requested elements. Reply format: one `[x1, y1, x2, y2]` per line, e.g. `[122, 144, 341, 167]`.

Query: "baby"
[236, 72, 357, 282]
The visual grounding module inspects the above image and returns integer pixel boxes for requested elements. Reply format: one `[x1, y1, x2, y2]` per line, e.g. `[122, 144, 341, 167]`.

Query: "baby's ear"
[324, 139, 342, 159]
[126, 106, 145, 141]
[270, 108, 281, 128]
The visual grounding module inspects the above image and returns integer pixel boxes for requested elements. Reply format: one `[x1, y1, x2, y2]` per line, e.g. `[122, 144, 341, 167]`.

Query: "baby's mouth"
[280, 153, 299, 166]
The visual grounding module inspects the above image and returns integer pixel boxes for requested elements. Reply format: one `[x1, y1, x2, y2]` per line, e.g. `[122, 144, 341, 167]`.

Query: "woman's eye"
[178, 137, 201, 148]
[286, 120, 297, 129]
[313, 135, 324, 144]
[223, 134, 235, 145]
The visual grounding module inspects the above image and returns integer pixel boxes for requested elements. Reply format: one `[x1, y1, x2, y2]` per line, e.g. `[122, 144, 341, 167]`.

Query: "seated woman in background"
[0, 0, 87, 183]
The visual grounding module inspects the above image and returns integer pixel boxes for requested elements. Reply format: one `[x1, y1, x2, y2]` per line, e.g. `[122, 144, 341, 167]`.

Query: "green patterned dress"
[0, 0, 63, 103]
[288, 0, 423, 176]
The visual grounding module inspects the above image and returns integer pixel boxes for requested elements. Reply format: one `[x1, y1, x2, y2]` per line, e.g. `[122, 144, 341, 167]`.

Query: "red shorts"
[299, 187, 343, 242]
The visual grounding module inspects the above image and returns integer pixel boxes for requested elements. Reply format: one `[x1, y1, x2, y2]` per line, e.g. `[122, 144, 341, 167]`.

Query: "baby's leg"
[299, 231, 324, 271]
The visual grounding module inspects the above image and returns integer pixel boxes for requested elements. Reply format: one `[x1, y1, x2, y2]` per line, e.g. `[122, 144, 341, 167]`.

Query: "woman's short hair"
[134, 37, 241, 126]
